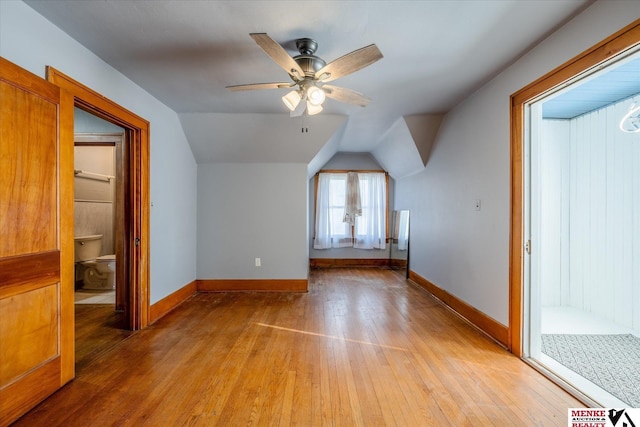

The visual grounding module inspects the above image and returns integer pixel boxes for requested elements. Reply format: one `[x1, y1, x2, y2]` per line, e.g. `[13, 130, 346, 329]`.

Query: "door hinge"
[525, 239, 531, 255]
[135, 237, 141, 247]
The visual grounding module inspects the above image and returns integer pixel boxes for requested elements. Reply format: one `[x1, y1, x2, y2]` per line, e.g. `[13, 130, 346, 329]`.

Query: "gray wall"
[197, 163, 309, 280]
[74, 107, 124, 134]
[394, 0, 640, 326]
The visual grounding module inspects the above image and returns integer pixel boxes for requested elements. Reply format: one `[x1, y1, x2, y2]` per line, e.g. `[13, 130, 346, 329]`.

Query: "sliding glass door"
[523, 51, 640, 407]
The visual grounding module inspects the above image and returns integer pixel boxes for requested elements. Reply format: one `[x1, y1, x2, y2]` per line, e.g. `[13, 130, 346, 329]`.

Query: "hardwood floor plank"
[344, 342, 387, 426]
[278, 370, 296, 426]
[74, 304, 133, 373]
[13, 268, 583, 426]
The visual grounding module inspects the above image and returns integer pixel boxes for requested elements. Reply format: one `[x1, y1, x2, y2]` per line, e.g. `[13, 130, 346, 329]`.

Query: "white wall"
[538, 95, 640, 333]
[308, 152, 393, 260]
[394, 0, 640, 325]
[0, 1, 198, 304]
[536, 119, 571, 307]
[197, 163, 309, 280]
[570, 96, 640, 331]
[567, 96, 640, 331]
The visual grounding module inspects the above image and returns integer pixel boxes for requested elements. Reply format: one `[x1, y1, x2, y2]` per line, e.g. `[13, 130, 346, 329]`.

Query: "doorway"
[510, 21, 640, 407]
[73, 110, 136, 371]
[524, 52, 639, 407]
[0, 57, 150, 426]
[47, 67, 152, 332]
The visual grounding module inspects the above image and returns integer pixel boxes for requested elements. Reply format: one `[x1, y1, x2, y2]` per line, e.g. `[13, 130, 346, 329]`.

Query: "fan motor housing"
[293, 38, 326, 79]
[293, 55, 326, 78]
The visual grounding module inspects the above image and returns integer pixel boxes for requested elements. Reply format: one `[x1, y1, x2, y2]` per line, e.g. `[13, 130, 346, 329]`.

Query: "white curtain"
[354, 173, 386, 249]
[314, 173, 350, 249]
[397, 210, 409, 251]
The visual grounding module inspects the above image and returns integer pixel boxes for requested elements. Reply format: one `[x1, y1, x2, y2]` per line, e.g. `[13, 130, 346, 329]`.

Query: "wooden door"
[0, 57, 74, 426]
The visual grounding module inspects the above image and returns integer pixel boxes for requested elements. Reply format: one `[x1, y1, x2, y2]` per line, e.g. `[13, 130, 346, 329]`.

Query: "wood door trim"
[47, 67, 151, 331]
[46, 70, 148, 129]
[149, 280, 197, 324]
[508, 19, 640, 356]
[408, 270, 509, 347]
[196, 279, 308, 292]
[309, 258, 392, 268]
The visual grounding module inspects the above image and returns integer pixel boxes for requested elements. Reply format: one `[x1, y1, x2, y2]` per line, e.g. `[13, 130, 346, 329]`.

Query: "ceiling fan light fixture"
[306, 101, 323, 115]
[229, 33, 383, 118]
[619, 103, 640, 133]
[282, 90, 302, 111]
[307, 85, 326, 106]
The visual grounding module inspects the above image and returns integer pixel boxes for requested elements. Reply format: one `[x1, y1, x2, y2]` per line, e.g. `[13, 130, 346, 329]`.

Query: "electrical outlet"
[255, 257, 261, 267]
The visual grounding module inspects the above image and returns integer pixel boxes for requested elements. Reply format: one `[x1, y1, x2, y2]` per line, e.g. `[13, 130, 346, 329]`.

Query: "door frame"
[508, 19, 640, 356]
[47, 67, 151, 330]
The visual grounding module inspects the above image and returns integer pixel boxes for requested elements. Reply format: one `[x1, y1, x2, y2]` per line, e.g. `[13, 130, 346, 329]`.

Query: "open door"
[0, 57, 74, 426]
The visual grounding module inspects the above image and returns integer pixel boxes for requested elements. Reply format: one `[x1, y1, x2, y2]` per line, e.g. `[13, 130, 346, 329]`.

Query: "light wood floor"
[16, 269, 581, 426]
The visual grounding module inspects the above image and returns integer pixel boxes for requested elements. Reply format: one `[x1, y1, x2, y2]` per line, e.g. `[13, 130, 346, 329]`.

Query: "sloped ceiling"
[25, 0, 594, 176]
[180, 113, 346, 163]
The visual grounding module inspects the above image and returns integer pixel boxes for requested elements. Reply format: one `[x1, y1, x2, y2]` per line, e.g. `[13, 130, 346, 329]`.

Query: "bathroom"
[73, 108, 123, 306]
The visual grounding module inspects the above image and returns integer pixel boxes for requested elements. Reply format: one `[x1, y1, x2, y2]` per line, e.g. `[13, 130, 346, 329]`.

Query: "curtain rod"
[317, 169, 387, 174]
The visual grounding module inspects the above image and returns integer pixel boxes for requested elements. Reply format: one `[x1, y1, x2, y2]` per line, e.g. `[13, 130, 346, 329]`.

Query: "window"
[314, 171, 387, 250]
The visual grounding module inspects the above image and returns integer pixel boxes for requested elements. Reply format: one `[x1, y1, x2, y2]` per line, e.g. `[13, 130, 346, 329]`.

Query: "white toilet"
[74, 234, 116, 290]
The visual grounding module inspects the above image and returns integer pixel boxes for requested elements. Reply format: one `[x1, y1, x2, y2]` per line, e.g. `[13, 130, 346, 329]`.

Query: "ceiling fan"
[226, 33, 383, 117]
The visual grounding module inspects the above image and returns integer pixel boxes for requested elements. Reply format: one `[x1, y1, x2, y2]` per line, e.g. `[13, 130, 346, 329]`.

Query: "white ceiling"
[543, 55, 640, 119]
[25, 0, 593, 168]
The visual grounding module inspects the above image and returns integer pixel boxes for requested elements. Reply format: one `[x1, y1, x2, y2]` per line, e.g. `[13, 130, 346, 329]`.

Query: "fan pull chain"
[301, 115, 308, 133]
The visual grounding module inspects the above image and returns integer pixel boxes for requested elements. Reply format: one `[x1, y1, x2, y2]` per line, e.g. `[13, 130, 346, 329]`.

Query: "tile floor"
[538, 306, 638, 407]
[75, 289, 115, 305]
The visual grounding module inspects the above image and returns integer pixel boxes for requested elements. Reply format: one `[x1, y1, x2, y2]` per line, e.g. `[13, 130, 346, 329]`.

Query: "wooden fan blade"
[226, 82, 293, 91]
[290, 95, 307, 117]
[315, 44, 382, 82]
[323, 85, 371, 107]
[250, 33, 305, 80]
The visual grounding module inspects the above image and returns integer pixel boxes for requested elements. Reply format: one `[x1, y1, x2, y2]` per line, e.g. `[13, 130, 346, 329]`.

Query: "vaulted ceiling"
[25, 0, 594, 177]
